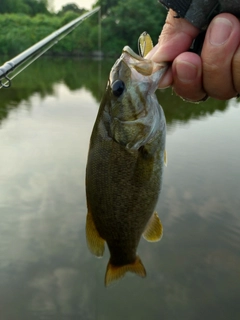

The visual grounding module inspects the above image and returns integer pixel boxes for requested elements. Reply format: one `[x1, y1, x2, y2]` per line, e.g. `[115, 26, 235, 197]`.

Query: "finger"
[232, 45, 240, 93]
[147, 9, 200, 63]
[172, 52, 206, 101]
[202, 13, 240, 100]
[146, 9, 200, 89]
[157, 67, 173, 89]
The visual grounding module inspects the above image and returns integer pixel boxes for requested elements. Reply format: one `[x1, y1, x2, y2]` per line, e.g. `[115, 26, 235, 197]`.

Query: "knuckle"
[203, 59, 221, 73]
[203, 60, 236, 99]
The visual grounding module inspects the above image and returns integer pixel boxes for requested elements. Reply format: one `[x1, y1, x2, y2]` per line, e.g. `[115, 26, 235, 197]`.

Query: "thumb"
[147, 9, 200, 63]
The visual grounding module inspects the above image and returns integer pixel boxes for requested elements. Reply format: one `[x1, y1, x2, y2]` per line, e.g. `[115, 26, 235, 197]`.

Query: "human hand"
[147, 10, 240, 101]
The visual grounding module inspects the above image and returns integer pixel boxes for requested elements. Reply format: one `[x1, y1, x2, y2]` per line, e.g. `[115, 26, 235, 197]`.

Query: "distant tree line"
[0, 0, 167, 57]
[0, 0, 49, 15]
[94, 0, 167, 54]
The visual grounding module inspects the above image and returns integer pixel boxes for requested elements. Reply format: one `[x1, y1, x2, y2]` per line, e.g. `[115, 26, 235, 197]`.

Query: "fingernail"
[175, 61, 198, 83]
[209, 17, 233, 46]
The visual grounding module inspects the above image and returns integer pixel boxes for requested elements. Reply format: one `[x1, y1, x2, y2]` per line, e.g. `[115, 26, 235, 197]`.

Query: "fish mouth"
[121, 45, 168, 77]
[122, 46, 146, 61]
[109, 45, 168, 91]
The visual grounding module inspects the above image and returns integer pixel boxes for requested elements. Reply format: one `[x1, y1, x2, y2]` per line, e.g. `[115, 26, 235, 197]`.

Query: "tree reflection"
[157, 89, 229, 130]
[0, 55, 232, 127]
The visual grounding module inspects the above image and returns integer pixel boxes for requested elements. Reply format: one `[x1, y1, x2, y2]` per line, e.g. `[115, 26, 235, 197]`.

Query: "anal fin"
[86, 210, 105, 257]
[105, 256, 146, 287]
[143, 212, 163, 242]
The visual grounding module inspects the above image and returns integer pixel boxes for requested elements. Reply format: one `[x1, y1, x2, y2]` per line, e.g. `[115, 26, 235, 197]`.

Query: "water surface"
[0, 56, 240, 320]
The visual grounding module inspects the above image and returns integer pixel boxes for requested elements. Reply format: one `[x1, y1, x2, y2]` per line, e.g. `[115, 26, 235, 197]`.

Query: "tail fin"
[105, 256, 146, 287]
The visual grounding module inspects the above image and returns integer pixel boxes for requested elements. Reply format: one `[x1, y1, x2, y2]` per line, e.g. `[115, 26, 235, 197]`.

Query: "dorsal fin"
[142, 212, 163, 242]
[105, 256, 146, 286]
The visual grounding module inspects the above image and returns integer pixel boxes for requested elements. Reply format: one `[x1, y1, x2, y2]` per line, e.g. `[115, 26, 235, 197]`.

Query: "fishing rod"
[0, 6, 100, 89]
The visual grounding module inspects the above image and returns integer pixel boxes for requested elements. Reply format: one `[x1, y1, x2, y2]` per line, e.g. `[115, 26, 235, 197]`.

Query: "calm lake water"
[0, 56, 240, 320]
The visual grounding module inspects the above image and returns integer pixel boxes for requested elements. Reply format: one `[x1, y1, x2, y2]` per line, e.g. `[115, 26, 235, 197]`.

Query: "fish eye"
[112, 80, 125, 97]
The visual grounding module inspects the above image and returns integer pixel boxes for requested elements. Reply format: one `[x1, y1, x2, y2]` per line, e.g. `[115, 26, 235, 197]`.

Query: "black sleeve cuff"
[159, 0, 240, 30]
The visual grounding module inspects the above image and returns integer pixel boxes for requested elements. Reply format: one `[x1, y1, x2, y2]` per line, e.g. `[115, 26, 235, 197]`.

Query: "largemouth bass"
[85, 35, 167, 286]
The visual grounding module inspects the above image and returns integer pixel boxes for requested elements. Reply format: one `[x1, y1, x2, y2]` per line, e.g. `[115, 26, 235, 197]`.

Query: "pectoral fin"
[86, 210, 105, 257]
[105, 256, 146, 287]
[164, 149, 167, 167]
[143, 212, 163, 242]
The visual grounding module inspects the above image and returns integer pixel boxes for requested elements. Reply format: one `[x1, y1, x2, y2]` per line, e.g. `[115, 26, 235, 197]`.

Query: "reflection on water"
[0, 57, 240, 319]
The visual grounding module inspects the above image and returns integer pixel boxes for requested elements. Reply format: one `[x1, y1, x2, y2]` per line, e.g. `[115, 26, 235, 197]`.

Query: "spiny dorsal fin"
[143, 212, 163, 242]
[86, 210, 105, 257]
[105, 256, 146, 287]
[164, 149, 167, 167]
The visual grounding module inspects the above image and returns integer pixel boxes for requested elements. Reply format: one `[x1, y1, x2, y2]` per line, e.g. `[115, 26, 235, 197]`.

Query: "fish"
[85, 33, 168, 286]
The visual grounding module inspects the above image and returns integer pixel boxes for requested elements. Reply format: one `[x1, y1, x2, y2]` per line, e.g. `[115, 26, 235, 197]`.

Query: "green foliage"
[0, 12, 100, 56]
[98, 0, 167, 53]
[57, 3, 86, 16]
[0, 14, 60, 56]
[0, 0, 49, 15]
[24, 0, 49, 15]
[94, 0, 120, 15]
[0, 0, 167, 56]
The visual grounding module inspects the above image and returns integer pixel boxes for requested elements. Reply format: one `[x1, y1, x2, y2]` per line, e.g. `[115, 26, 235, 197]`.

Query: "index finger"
[147, 9, 200, 62]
